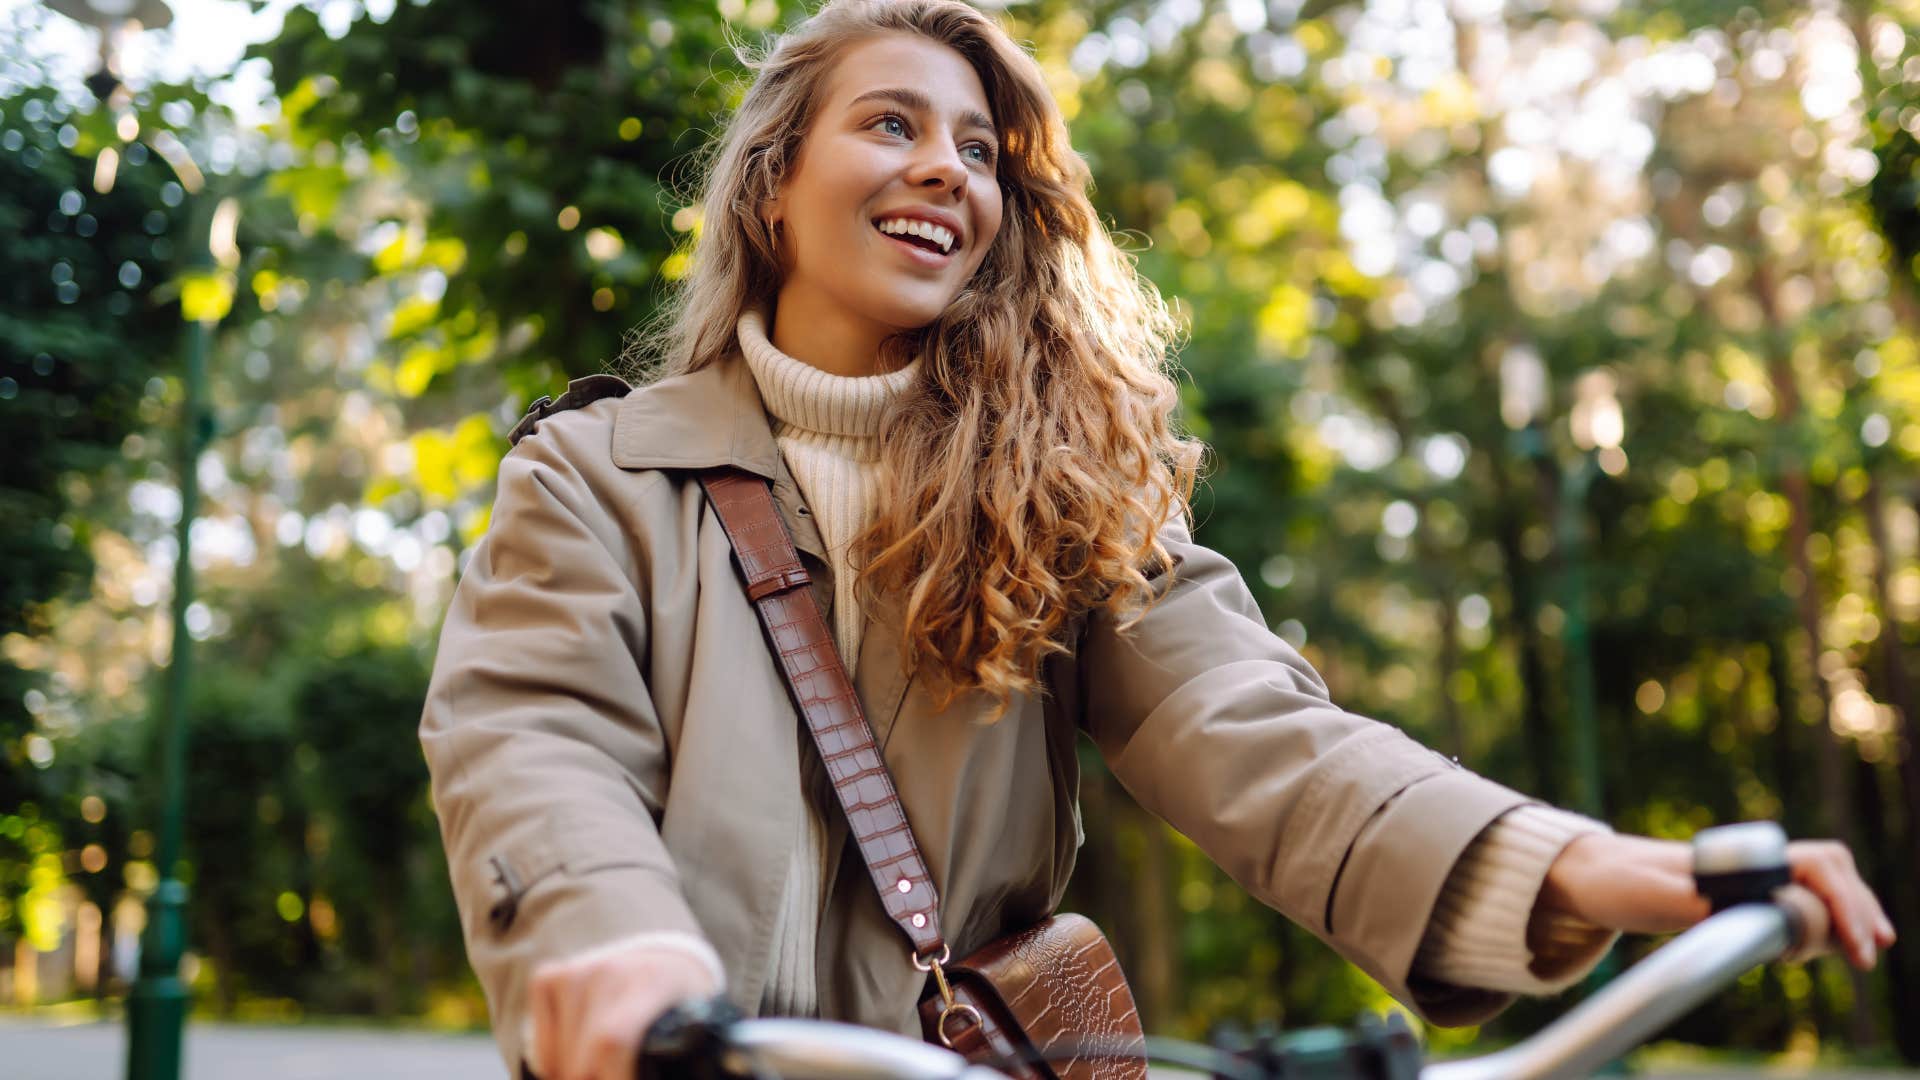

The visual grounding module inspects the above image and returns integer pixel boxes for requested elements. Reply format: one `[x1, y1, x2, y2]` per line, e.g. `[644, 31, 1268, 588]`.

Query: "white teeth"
[876, 217, 955, 255]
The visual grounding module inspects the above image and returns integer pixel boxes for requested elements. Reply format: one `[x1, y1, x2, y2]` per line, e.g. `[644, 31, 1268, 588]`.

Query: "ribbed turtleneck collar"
[736, 307, 920, 439]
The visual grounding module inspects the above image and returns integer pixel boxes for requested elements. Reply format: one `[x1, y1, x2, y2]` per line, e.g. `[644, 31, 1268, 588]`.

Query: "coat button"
[486, 854, 523, 934]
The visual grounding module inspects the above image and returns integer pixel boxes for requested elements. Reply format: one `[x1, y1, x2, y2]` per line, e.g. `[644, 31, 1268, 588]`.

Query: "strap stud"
[897, 878, 912, 894]
[912, 913, 927, 929]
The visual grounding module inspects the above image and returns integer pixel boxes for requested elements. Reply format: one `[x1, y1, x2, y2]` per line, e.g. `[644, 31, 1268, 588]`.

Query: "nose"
[905, 140, 969, 200]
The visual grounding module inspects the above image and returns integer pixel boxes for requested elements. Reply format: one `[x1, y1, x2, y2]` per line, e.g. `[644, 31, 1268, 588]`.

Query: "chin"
[860, 290, 961, 333]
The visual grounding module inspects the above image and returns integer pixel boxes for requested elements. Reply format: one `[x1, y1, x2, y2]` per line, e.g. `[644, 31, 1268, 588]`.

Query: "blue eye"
[872, 113, 996, 167]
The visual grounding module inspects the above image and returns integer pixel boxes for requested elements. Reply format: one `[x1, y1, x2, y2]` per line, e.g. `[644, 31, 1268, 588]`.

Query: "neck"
[769, 280, 900, 378]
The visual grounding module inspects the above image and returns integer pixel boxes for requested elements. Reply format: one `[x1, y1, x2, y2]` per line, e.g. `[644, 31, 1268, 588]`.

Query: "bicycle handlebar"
[1424, 883, 1829, 1080]
[717, 1018, 1002, 1079]
[632, 885, 1824, 1080]
[630, 822, 1832, 1080]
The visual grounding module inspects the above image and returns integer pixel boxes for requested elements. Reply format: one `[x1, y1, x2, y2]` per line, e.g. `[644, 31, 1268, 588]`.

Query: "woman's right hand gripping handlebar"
[522, 935, 724, 1080]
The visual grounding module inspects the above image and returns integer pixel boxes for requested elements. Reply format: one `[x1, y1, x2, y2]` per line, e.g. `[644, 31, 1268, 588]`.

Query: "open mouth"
[873, 217, 957, 258]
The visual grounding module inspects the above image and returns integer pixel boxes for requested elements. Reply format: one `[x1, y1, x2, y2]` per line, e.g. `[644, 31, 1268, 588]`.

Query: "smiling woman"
[762, 34, 1006, 370]
[416, 3, 1895, 1079]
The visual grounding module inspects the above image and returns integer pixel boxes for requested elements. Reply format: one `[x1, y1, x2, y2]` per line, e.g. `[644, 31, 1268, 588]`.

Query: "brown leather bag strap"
[696, 468, 946, 960]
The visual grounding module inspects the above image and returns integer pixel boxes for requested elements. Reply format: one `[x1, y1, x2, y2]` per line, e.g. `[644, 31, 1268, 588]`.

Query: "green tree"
[0, 79, 173, 942]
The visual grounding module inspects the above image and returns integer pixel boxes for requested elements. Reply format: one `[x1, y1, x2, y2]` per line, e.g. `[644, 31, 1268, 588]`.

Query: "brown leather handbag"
[698, 468, 1146, 1080]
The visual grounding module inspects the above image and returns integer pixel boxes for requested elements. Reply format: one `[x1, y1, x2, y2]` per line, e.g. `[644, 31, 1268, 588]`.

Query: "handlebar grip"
[1690, 822, 1831, 959]
[1692, 821, 1790, 912]
[636, 994, 743, 1080]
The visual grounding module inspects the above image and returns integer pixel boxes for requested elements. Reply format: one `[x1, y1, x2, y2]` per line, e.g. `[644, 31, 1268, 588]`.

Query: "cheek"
[787, 151, 879, 236]
[972, 198, 1006, 269]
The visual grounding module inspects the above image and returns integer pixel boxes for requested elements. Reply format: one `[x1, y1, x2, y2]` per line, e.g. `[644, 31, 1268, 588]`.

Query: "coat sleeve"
[419, 429, 709, 1069]
[1079, 515, 1536, 1026]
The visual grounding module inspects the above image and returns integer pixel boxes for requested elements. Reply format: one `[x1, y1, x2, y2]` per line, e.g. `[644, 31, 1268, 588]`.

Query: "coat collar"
[611, 349, 918, 737]
[609, 352, 861, 611]
[610, 356, 783, 480]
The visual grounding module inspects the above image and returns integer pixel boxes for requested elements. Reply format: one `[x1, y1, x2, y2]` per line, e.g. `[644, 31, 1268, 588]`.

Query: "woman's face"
[768, 33, 1005, 343]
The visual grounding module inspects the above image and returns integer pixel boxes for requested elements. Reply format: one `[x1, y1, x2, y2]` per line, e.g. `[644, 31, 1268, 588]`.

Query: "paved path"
[0, 1017, 507, 1080]
[3, 1017, 1914, 1079]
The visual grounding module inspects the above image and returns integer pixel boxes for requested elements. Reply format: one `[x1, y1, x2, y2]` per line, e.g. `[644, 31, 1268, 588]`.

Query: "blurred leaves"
[2, 0, 1918, 1061]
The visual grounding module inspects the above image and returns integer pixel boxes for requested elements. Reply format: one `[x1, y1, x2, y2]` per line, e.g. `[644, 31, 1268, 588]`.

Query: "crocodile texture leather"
[698, 469, 945, 959]
[921, 914, 1147, 1080]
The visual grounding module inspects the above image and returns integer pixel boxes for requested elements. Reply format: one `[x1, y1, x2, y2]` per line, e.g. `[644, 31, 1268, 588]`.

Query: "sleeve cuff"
[1414, 804, 1619, 995]
[555, 928, 728, 986]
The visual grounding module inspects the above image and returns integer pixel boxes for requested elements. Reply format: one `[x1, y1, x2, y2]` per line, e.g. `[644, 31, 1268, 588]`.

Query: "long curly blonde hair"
[628, 0, 1203, 709]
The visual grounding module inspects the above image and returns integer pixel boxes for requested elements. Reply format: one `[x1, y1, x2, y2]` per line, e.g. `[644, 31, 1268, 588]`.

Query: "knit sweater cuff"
[1413, 805, 1619, 995]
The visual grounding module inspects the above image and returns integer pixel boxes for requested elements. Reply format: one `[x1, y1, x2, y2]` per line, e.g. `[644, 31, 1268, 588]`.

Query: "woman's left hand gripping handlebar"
[1536, 832, 1896, 969]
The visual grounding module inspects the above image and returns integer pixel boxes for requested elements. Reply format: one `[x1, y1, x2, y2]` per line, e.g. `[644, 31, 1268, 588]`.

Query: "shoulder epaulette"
[508, 374, 633, 447]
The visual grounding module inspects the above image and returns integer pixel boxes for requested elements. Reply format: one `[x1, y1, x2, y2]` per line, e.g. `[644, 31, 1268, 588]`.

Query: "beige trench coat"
[419, 356, 1543, 1072]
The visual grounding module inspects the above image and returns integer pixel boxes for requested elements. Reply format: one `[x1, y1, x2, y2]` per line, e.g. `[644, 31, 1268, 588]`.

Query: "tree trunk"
[1861, 472, 1920, 865]
[1131, 809, 1177, 1030]
[1767, 641, 1803, 832]
[1779, 469, 1852, 841]
[1860, 472, 1920, 1063]
[1752, 261, 1874, 1044]
[93, 915, 114, 1009]
[1490, 457, 1560, 803]
[1435, 587, 1467, 761]
[1750, 240, 1854, 839]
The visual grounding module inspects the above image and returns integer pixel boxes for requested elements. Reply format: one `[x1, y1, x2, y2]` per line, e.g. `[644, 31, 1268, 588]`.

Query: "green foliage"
[247, 0, 806, 417]
[177, 671, 317, 1008]
[294, 645, 429, 873]
[0, 81, 174, 938]
[4, 0, 1917, 1061]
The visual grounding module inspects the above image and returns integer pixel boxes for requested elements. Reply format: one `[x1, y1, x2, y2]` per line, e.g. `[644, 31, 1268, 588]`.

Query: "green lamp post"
[124, 188, 238, 1080]
[44, 6, 230, 1077]
[125, 195, 214, 1080]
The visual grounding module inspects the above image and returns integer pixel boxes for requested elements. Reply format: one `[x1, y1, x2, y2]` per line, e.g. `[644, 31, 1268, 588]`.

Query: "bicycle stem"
[1422, 903, 1794, 1080]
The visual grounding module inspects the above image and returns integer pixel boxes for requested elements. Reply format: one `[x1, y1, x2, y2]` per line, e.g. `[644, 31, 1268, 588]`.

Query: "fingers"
[537, 960, 646, 1080]
[526, 944, 720, 1080]
[1770, 883, 1832, 963]
[529, 962, 569, 1080]
[1787, 840, 1887, 970]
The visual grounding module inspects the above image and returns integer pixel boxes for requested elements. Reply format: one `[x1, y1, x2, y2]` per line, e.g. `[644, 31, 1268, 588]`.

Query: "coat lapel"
[610, 356, 831, 572]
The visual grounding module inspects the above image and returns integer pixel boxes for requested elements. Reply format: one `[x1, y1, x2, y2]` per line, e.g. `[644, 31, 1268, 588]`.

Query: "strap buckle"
[916, 946, 982, 1049]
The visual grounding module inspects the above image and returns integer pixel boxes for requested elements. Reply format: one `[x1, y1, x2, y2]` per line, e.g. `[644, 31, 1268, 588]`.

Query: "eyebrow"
[845, 86, 997, 139]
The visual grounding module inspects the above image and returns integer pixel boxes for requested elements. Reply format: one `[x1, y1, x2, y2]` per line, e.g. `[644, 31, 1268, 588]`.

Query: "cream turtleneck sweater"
[737, 308, 920, 1017]
[732, 308, 1616, 1018]
[738, 308, 919, 667]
